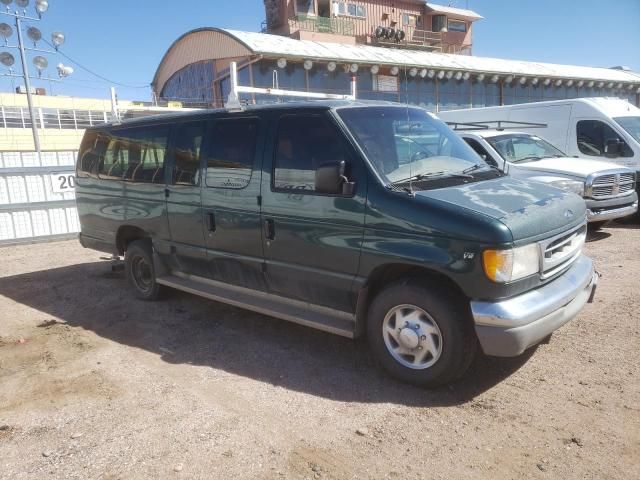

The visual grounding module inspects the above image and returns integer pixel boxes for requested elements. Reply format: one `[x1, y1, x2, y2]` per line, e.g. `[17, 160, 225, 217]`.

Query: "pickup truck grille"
[587, 172, 636, 199]
[539, 224, 587, 279]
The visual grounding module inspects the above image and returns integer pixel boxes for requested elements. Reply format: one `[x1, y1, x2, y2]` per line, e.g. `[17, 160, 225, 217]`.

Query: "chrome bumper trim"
[587, 201, 638, 222]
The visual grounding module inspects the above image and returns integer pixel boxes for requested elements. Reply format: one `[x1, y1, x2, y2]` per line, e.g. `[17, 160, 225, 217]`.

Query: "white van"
[438, 98, 640, 174]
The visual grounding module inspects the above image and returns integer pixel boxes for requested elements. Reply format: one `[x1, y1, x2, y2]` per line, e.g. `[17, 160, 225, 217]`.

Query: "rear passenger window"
[97, 127, 168, 183]
[205, 118, 259, 189]
[273, 115, 348, 192]
[78, 131, 109, 178]
[170, 122, 205, 186]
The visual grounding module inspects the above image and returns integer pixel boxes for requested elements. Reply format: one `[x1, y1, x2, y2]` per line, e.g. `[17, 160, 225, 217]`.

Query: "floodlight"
[0, 0, 12, 6]
[370, 64, 379, 75]
[531, 78, 539, 85]
[454, 71, 462, 80]
[490, 75, 499, 83]
[475, 73, 485, 82]
[35, 0, 47, 13]
[462, 72, 470, 81]
[606, 82, 614, 89]
[555, 79, 563, 87]
[390, 66, 399, 76]
[543, 78, 551, 86]
[349, 63, 358, 73]
[0, 23, 13, 39]
[303, 60, 313, 70]
[616, 82, 623, 89]
[327, 61, 336, 72]
[566, 79, 574, 87]
[436, 70, 445, 80]
[56, 62, 73, 77]
[587, 81, 594, 88]
[27, 26, 42, 43]
[427, 69, 435, 79]
[15, 0, 28, 8]
[576, 80, 584, 88]
[32, 55, 47, 71]
[0, 51, 14, 67]
[519, 77, 527, 85]
[628, 84, 635, 91]
[597, 81, 604, 88]
[276, 58, 286, 69]
[419, 68, 427, 78]
[445, 71, 453, 79]
[51, 31, 65, 49]
[504, 75, 514, 84]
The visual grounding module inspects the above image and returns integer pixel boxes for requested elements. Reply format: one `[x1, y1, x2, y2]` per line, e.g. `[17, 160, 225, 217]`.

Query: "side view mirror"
[315, 160, 355, 195]
[604, 139, 624, 158]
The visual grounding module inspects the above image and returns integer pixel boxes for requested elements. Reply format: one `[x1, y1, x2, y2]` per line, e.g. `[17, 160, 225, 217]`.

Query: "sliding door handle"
[207, 212, 216, 232]
[264, 219, 275, 241]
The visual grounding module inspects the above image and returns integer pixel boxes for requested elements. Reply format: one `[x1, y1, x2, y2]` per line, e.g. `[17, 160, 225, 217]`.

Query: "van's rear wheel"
[125, 240, 162, 301]
[367, 280, 476, 387]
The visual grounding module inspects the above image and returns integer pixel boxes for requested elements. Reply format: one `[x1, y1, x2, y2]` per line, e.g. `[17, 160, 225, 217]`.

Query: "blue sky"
[0, 0, 637, 101]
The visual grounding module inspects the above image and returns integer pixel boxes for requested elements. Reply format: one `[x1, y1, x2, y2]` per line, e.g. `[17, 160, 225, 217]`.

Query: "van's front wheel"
[125, 240, 162, 301]
[367, 281, 476, 387]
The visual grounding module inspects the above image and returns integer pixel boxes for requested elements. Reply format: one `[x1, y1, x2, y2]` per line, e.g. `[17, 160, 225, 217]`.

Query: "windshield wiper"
[389, 171, 445, 186]
[462, 163, 503, 175]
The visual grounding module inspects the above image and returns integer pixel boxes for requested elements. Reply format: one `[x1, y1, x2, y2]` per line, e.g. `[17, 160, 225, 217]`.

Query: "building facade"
[152, 27, 640, 111]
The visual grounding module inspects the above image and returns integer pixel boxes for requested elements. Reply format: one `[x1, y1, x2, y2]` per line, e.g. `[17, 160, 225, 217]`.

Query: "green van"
[76, 101, 598, 386]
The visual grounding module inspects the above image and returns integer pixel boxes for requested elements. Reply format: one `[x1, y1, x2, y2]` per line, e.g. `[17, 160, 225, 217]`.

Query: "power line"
[42, 39, 151, 89]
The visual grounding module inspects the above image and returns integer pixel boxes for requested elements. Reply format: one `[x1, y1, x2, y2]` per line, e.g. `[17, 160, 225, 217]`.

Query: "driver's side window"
[577, 120, 632, 157]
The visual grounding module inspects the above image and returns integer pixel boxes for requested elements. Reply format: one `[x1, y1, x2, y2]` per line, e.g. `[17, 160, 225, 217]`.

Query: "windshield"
[337, 106, 487, 184]
[614, 116, 640, 144]
[486, 133, 565, 163]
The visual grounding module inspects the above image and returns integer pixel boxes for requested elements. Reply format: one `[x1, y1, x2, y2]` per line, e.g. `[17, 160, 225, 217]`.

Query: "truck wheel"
[125, 240, 163, 301]
[367, 280, 476, 387]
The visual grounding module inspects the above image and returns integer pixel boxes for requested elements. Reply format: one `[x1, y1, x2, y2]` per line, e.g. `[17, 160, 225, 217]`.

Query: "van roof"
[460, 130, 534, 139]
[91, 100, 415, 130]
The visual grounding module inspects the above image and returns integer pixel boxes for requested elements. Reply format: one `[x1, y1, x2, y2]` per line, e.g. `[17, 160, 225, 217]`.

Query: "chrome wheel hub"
[382, 304, 443, 370]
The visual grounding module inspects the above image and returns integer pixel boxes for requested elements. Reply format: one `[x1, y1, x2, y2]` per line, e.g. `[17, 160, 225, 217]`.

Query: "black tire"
[125, 239, 163, 301]
[588, 221, 608, 232]
[367, 279, 477, 387]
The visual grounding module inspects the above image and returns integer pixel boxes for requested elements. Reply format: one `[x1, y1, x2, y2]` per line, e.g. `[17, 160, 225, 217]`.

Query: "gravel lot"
[0, 222, 638, 480]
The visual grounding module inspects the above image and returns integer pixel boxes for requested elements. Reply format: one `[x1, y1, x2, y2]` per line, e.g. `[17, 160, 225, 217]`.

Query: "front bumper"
[470, 255, 597, 357]
[585, 193, 638, 222]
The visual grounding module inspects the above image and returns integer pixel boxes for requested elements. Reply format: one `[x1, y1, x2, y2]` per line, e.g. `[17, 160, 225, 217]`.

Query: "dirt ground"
[0, 222, 638, 480]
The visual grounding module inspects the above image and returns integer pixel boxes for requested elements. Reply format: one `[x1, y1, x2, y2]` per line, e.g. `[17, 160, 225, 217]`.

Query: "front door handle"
[207, 212, 216, 232]
[264, 219, 275, 241]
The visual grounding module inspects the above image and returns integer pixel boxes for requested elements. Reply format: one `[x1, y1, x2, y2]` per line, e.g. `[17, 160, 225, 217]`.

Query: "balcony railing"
[289, 14, 356, 36]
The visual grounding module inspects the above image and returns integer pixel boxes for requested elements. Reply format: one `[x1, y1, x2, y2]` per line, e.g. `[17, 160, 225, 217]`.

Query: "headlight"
[549, 179, 585, 196]
[483, 244, 540, 283]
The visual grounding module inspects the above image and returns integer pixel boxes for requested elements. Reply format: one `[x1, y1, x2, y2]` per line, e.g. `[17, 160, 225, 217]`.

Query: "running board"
[156, 273, 356, 338]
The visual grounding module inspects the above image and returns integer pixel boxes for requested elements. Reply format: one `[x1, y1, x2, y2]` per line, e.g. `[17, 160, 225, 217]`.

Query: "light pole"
[0, 0, 72, 158]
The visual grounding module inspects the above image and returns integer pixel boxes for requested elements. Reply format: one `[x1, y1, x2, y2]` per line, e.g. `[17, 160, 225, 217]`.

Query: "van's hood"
[414, 176, 586, 243]
[510, 157, 626, 179]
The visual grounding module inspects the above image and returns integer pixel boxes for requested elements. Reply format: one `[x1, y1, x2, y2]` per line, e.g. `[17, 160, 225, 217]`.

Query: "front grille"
[539, 224, 587, 279]
[588, 171, 636, 199]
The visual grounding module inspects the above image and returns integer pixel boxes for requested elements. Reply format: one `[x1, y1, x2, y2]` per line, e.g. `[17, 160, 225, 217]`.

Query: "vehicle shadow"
[0, 261, 537, 407]
[608, 218, 640, 230]
[586, 230, 612, 242]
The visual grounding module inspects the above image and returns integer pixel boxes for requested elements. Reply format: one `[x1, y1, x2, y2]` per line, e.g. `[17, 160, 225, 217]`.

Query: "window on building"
[274, 115, 349, 193]
[432, 14, 446, 32]
[295, 0, 315, 16]
[205, 118, 259, 189]
[402, 13, 419, 27]
[447, 19, 467, 32]
[576, 120, 633, 157]
[170, 122, 205, 185]
[336, 2, 366, 18]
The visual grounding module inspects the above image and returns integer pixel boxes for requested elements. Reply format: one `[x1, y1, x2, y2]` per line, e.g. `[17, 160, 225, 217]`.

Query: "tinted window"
[170, 122, 205, 185]
[273, 115, 348, 193]
[97, 127, 168, 182]
[205, 118, 259, 189]
[577, 120, 633, 157]
[463, 137, 498, 167]
[78, 130, 109, 177]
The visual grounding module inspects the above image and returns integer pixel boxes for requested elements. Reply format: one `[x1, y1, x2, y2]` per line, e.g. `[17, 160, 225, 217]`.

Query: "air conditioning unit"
[15, 86, 36, 95]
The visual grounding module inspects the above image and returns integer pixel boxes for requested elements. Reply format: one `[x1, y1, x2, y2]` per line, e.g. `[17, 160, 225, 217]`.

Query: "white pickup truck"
[452, 128, 638, 229]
